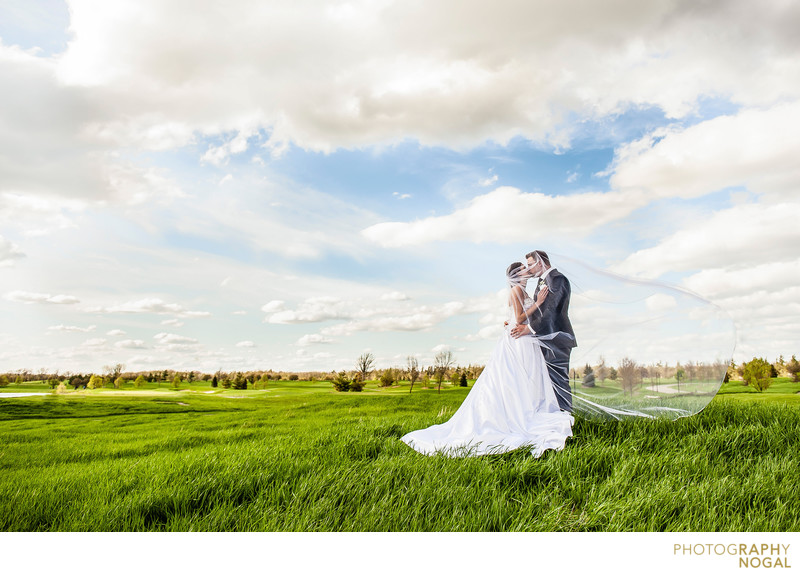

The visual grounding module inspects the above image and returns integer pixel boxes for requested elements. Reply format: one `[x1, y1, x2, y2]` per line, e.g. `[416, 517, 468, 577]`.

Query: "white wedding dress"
[402, 297, 573, 458]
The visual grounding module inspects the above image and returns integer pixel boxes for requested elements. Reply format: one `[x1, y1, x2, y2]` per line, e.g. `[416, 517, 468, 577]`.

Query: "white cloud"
[48, 324, 96, 333]
[380, 291, 410, 301]
[609, 102, 800, 201]
[115, 339, 148, 349]
[464, 325, 504, 342]
[479, 174, 498, 186]
[645, 294, 677, 313]
[392, 192, 411, 200]
[93, 298, 210, 318]
[261, 300, 286, 313]
[614, 201, 800, 278]
[50, 1, 800, 152]
[106, 329, 126, 336]
[82, 338, 106, 347]
[683, 258, 800, 301]
[267, 296, 348, 324]
[153, 332, 199, 345]
[0, 235, 25, 266]
[4, 290, 80, 305]
[161, 319, 184, 327]
[296, 334, 334, 347]
[362, 186, 639, 247]
[235, 341, 256, 348]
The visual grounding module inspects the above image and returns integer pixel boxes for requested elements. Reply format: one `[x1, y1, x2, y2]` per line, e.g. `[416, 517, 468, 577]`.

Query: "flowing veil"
[514, 252, 736, 422]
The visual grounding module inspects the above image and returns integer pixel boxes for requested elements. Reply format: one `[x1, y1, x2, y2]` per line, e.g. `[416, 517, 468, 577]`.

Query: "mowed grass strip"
[1, 383, 798, 531]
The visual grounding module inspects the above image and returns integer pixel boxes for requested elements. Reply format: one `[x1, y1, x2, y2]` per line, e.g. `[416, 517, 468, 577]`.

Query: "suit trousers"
[543, 344, 572, 412]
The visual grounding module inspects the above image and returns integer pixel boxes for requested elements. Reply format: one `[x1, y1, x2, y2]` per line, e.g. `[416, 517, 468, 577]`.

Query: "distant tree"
[172, 375, 182, 388]
[104, 363, 125, 381]
[288, 374, 299, 381]
[87, 374, 104, 390]
[608, 367, 618, 381]
[15, 375, 23, 385]
[770, 364, 779, 378]
[433, 350, 455, 393]
[355, 353, 375, 382]
[786, 355, 800, 383]
[349, 373, 365, 392]
[582, 363, 595, 387]
[459, 373, 468, 387]
[47, 378, 61, 389]
[114, 376, 126, 389]
[0, 375, 8, 388]
[332, 371, 351, 392]
[407, 356, 420, 393]
[211, 375, 218, 388]
[618, 357, 638, 395]
[134, 375, 147, 388]
[379, 369, 395, 388]
[232, 373, 247, 390]
[595, 356, 608, 382]
[742, 357, 772, 392]
[675, 368, 685, 389]
[221, 378, 231, 389]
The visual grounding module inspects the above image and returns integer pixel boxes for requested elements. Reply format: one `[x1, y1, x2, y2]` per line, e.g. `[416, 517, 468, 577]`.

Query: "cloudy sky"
[1, 0, 798, 374]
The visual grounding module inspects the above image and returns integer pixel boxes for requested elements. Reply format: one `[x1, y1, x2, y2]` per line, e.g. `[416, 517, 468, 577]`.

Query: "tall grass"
[1, 386, 798, 531]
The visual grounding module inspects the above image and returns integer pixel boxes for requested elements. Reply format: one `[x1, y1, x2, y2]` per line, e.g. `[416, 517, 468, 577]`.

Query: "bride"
[401, 261, 574, 458]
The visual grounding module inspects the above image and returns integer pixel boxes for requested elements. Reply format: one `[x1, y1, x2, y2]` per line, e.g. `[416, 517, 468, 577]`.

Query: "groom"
[511, 250, 576, 412]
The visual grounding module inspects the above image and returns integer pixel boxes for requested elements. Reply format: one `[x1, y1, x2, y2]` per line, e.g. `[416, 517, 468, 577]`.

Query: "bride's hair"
[506, 261, 524, 278]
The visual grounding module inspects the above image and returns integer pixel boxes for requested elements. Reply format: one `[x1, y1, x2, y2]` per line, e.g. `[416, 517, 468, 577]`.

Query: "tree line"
[3, 353, 797, 395]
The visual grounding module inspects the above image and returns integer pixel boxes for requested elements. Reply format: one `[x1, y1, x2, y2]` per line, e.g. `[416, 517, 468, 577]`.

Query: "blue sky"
[2, 1, 799, 374]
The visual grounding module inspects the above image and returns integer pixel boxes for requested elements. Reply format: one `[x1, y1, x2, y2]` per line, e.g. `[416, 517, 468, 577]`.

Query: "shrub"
[134, 375, 147, 388]
[87, 375, 104, 390]
[379, 369, 395, 388]
[232, 373, 247, 390]
[332, 371, 351, 392]
[459, 373, 468, 387]
[787, 355, 800, 383]
[349, 374, 365, 392]
[742, 357, 772, 392]
[114, 376, 126, 389]
[0, 375, 8, 388]
[288, 374, 299, 381]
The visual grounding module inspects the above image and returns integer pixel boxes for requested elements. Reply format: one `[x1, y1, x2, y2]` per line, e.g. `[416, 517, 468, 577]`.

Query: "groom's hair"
[526, 250, 550, 268]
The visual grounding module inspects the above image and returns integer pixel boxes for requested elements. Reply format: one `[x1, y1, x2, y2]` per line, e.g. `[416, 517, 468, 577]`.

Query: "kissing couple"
[402, 250, 577, 458]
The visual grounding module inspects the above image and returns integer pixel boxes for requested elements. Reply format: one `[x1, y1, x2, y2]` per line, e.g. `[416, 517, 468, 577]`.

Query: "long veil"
[508, 252, 735, 421]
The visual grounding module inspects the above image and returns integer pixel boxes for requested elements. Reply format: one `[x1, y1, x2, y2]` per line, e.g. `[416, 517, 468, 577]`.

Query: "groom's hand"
[510, 324, 531, 339]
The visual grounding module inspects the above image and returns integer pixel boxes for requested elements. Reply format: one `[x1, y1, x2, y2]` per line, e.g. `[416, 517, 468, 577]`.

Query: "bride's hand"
[535, 285, 549, 306]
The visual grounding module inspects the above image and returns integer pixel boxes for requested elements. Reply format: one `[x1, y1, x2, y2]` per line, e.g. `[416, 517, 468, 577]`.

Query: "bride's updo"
[506, 261, 524, 279]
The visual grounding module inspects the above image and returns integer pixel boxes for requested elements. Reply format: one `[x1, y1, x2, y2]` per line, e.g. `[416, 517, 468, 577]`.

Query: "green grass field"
[1, 378, 798, 531]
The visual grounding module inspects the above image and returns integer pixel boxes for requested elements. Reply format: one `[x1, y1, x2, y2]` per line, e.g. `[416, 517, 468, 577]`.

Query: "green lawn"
[1, 378, 798, 531]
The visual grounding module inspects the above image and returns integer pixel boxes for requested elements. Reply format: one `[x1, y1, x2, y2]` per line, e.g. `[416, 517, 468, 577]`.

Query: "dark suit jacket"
[529, 269, 577, 348]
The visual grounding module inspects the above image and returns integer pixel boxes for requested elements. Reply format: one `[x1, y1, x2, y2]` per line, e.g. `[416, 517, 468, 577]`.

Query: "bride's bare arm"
[515, 286, 548, 324]
[509, 286, 525, 321]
